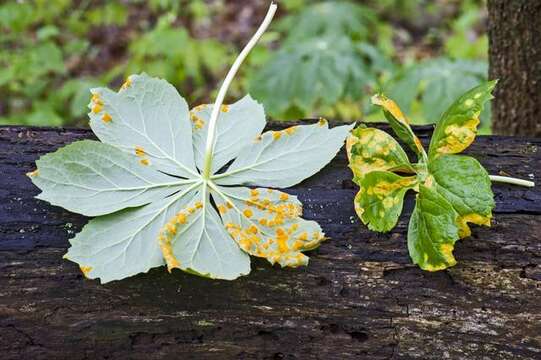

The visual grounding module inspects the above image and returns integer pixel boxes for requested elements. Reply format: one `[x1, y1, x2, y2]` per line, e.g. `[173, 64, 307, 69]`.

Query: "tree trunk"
[488, 0, 541, 136]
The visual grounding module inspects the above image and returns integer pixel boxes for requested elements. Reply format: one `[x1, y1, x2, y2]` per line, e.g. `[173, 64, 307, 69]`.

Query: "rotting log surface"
[0, 123, 540, 360]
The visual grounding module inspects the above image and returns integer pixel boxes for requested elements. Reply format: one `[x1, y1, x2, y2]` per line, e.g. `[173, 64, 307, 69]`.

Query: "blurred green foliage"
[1, 0, 490, 130]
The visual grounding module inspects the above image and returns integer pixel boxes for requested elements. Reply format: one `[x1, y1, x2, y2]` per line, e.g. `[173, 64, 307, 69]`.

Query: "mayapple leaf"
[31, 140, 188, 217]
[346, 127, 415, 182]
[428, 80, 497, 160]
[408, 184, 460, 271]
[88, 74, 198, 178]
[349, 81, 496, 271]
[30, 75, 352, 283]
[215, 119, 354, 188]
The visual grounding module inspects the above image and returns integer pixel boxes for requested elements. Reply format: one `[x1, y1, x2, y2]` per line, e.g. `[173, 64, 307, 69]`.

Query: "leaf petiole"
[201, 2, 278, 180]
[489, 175, 535, 188]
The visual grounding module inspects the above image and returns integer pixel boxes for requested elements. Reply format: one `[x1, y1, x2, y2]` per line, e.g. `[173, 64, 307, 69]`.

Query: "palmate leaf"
[29, 74, 353, 283]
[347, 81, 496, 271]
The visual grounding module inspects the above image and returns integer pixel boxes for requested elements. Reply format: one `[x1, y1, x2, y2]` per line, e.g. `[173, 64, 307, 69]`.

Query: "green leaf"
[88, 73, 198, 178]
[355, 171, 417, 232]
[30, 72, 352, 283]
[190, 95, 265, 173]
[371, 94, 427, 159]
[428, 155, 494, 237]
[408, 184, 460, 271]
[428, 81, 496, 159]
[249, 36, 377, 119]
[347, 127, 414, 182]
[30, 140, 188, 216]
[214, 120, 354, 188]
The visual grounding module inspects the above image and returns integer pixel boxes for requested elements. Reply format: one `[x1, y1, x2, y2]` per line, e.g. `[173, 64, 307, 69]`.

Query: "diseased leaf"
[428, 81, 496, 159]
[428, 154, 494, 237]
[214, 120, 354, 188]
[88, 73, 198, 178]
[31, 140, 188, 216]
[355, 171, 417, 232]
[350, 81, 497, 271]
[31, 79, 351, 282]
[408, 184, 460, 271]
[346, 127, 414, 182]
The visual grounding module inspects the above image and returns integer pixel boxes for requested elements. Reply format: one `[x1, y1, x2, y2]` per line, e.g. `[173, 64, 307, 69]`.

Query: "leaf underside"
[29, 73, 354, 283]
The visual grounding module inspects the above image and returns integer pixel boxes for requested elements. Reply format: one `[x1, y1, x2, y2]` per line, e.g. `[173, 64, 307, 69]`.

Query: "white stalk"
[202, 2, 278, 179]
[489, 175, 535, 187]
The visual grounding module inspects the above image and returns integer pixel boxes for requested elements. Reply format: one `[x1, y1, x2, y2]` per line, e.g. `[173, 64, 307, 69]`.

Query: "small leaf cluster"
[347, 81, 496, 271]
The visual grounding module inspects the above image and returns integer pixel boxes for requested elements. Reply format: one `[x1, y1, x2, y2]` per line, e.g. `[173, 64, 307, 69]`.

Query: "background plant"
[1, 0, 490, 129]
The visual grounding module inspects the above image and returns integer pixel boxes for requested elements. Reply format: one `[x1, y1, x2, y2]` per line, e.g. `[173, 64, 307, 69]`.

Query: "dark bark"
[488, 0, 541, 136]
[0, 124, 540, 359]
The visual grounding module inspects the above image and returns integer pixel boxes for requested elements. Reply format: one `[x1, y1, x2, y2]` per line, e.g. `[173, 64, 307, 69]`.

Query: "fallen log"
[0, 123, 540, 359]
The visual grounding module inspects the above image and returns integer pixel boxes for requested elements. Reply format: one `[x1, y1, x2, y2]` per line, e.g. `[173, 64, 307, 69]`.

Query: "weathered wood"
[0, 124, 540, 360]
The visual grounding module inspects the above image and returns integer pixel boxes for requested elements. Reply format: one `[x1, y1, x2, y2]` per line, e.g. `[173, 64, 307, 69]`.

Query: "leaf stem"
[489, 175, 535, 187]
[201, 2, 278, 180]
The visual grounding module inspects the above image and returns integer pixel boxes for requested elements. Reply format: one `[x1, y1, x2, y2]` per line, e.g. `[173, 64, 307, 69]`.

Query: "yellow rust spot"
[272, 131, 282, 140]
[371, 94, 410, 124]
[80, 266, 92, 278]
[120, 77, 132, 90]
[276, 228, 289, 253]
[101, 113, 112, 123]
[279, 193, 289, 201]
[190, 113, 204, 130]
[250, 189, 259, 198]
[139, 158, 150, 166]
[135, 146, 145, 157]
[436, 117, 479, 155]
[285, 126, 298, 135]
[220, 104, 229, 112]
[318, 118, 328, 127]
[192, 104, 207, 112]
[26, 169, 39, 177]
[176, 213, 187, 224]
[243, 209, 253, 218]
[226, 201, 233, 209]
[259, 218, 268, 226]
[92, 103, 103, 114]
[195, 201, 203, 209]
